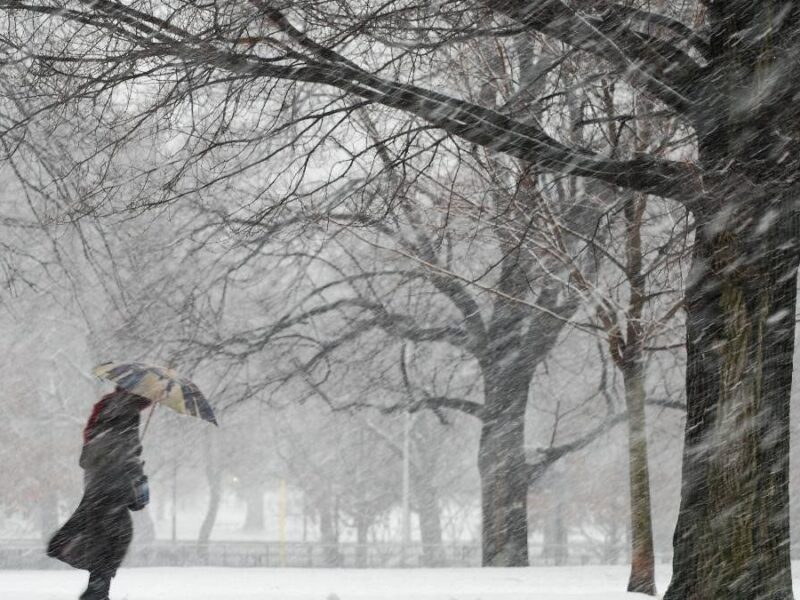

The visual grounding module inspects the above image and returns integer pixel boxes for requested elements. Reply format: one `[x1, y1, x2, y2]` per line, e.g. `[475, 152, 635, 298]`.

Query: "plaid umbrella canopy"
[92, 362, 218, 426]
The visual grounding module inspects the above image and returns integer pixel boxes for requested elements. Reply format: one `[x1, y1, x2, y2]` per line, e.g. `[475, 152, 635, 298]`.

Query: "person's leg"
[82, 507, 132, 599]
[79, 571, 111, 600]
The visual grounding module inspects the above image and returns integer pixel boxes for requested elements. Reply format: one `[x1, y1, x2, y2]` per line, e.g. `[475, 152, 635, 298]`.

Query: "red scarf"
[83, 394, 112, 444]
[83, 391, 152, 444]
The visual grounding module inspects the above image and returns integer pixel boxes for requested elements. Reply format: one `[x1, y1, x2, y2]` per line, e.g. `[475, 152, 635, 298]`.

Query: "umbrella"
[92, 361, 218, 426]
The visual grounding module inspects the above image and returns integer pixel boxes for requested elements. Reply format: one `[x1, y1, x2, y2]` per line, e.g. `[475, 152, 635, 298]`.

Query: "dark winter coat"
[47, 392, 146, 576]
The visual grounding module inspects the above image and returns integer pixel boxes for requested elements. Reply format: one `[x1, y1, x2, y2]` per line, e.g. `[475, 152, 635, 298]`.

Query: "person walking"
[47, 388, 151, 600]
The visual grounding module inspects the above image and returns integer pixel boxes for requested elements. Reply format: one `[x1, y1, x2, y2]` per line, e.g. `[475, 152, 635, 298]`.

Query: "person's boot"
[79, 573, 110, 600]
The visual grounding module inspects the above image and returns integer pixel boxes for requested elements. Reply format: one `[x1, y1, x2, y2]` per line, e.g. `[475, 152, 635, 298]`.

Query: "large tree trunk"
[664, 221, 797, 600]
[666, 6, 800, 591]
[478, 372, 529, 567]
[623, 361, 656, 595]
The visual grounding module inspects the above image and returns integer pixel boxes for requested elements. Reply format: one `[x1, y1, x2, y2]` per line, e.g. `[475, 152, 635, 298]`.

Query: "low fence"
[0, 540, 662, 569]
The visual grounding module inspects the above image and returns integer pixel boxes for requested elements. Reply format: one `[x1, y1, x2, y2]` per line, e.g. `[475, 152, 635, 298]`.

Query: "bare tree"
[208, 154, 622, 568]
[556, 91, 690, 593]
[2, 1, 800, 596]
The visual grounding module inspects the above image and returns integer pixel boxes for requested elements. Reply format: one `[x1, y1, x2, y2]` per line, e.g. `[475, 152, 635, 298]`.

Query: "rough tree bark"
[621, 192, 656, 596]
[623, 361, 656, 595]
[664, 3, 800, 596]
[664, 213, 798, 600]
[478, 369, 530, 567]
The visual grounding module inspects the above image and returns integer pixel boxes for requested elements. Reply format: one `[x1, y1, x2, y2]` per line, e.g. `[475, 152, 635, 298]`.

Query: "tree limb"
[0, 0, 704, 204]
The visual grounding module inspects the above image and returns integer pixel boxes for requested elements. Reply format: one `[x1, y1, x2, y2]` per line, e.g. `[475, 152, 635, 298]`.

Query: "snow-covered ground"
[1, 565, 674, 600]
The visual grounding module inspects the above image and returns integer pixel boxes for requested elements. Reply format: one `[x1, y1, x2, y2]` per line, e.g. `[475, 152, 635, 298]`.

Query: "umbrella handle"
[141, 401, 158, 442]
